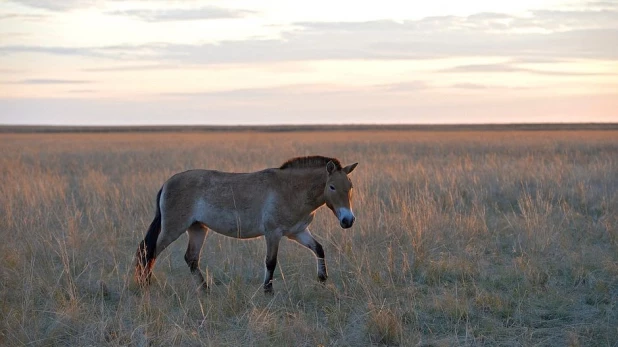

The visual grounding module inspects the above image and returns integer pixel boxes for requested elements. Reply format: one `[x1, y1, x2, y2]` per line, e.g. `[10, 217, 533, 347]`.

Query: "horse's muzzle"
[336, 207, 355, 229]
[340, 215, 355, 229]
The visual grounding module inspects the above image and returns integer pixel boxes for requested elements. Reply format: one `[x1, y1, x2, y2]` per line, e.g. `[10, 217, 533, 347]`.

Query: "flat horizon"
[2, 122, 617, 134]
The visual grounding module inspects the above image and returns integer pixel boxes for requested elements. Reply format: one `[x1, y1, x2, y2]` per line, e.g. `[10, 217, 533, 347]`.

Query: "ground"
[0, 128, 617, 346]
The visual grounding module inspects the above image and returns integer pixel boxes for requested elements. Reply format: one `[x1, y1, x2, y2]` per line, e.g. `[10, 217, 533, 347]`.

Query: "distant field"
[2, 123, 618, 133]
[1, 130, 617, 346]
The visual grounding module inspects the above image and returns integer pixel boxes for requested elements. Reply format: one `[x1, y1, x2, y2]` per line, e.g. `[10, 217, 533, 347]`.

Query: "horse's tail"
[135, 188, 163, 285]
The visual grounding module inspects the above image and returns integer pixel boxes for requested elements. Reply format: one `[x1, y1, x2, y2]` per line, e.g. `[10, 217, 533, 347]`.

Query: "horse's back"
[160, 168, 278, 238]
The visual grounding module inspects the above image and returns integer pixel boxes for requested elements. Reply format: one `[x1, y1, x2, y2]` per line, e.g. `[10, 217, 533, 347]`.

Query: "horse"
[135, 156, 358, 293]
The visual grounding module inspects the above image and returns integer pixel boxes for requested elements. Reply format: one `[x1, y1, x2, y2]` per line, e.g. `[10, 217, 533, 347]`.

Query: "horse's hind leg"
[149, 215, 191, 284]
[185, 223, 208, 291]
[287, 229, 328, 282]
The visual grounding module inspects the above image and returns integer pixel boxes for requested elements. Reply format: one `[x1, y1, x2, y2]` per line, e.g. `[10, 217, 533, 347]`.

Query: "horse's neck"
[285, 168, 326, 212]
[305, 172, 327, 211]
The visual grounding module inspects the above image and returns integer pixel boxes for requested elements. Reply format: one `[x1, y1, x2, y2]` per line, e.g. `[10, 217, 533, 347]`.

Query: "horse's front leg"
[287, 229, 328, 282]
[263, 233, 281, 294]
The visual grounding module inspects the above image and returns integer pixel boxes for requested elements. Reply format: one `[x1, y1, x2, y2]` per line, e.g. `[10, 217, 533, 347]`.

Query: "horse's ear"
[343, 162, 358, 174]
[326, 161, 337, 174]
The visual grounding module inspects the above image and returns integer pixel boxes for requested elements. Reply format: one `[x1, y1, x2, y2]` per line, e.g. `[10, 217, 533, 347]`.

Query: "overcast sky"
[1, 0, 616, 125]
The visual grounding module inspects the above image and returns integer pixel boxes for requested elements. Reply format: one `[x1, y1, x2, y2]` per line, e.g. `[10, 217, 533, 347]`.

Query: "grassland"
[0, 129, 617, 346]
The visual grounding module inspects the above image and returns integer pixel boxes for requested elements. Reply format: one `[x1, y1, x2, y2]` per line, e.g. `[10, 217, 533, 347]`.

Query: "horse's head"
[324, 160, 358, 229]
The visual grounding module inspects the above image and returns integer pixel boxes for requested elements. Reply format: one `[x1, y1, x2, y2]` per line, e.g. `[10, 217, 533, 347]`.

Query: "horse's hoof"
[200, 283, 210, 293]
[318, 274, 328, 283]
[264, 284, 274, 295]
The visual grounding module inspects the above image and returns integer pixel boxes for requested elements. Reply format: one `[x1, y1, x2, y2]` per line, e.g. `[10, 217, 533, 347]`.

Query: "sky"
[0, 0, 617, 125]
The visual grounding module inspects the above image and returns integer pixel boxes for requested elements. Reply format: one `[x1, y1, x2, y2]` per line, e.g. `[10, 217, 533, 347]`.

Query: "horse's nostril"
[341, 216, 354, 228]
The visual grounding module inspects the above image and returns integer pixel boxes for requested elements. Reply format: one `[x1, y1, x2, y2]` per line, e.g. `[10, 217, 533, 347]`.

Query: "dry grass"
[1, 130, 617, 346]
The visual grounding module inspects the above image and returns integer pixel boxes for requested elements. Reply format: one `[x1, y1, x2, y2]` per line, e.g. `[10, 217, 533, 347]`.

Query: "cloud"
[0, 68, 24, 74]
[11, 79, 93, 84]
[375, 81, 430, 92]
[0, 13, 48, 21]
[451, 83, 488, 89]
[107, 6, 255, 22]
[7, 0, 96, 11]
[442, 63, 522, 73]
[587, 1, 618, 9]
[0, 32, 31, 40]
[441, 63, 612, 76]
[82, 64, 180, 72]
[466, 12, 513, 20]
[161, 87, 284, 99]
[160, 84, 357, 99]
[0, 45, 95, 56]
[511, 9, 618, 31]
[450, 83, 530, 90]
[1, 4, 617, 63]
[8, 0, 256, 21]
[510, 57, 565, 64]
[0, 44, 164, 60]
[67, 89, 97, 93]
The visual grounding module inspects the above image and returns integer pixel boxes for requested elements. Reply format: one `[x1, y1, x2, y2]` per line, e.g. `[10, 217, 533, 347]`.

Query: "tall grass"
[0, 130, 616, 346]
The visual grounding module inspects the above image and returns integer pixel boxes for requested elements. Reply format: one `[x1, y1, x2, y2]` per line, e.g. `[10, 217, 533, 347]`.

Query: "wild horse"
[135, 156, 358, 293]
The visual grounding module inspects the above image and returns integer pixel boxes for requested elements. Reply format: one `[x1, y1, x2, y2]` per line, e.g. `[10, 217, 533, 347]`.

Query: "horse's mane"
[279, 156, 342, 170]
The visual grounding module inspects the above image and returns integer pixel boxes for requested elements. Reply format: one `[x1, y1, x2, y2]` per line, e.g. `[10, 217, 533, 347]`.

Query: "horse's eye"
[329, 185, 336, 191]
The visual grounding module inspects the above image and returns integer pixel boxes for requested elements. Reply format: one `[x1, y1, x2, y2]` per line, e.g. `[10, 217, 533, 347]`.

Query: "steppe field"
[1, 128, 617, 346]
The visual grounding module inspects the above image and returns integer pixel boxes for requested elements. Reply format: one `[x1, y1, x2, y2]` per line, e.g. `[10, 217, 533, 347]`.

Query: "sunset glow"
[1, 0, 616, 125]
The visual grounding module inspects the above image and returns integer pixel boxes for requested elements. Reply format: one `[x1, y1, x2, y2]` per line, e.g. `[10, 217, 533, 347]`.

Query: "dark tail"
[135, 188, 163, 285]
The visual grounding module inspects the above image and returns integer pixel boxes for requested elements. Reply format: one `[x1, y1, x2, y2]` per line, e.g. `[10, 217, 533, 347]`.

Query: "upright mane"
[279, 156, 342, 170]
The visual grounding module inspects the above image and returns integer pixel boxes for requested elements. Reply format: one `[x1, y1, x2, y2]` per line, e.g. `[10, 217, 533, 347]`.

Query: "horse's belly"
[209, 224, 263, 239]
[197, 208, 263, 239]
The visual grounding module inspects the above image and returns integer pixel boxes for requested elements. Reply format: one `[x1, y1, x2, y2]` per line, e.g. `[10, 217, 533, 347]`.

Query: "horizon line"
[2, 122, 617, 134]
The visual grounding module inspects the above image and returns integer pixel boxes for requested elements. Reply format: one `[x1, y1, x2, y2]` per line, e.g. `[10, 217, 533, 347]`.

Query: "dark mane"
[279, 156, 342, 170]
